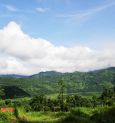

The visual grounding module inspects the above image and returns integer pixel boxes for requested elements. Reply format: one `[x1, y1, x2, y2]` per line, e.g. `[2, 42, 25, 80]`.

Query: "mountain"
[0, 74, 29, 78]
[30, 71, 62, 78]
[0, 67, 115, 99]
[2, 86, 30, 99]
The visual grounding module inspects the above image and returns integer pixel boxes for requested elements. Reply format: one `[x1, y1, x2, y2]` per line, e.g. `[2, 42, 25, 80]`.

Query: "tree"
[58, 78, 65, 111]
[0, 87, 5, 99]
[30, 95, 44, 111]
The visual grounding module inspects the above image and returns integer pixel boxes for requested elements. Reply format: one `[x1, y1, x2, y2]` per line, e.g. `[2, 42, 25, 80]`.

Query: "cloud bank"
[0, 21, 115, 75]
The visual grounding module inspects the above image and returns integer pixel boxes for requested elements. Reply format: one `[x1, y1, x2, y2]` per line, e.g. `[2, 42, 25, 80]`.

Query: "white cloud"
[36, 7, 49, 13]
[0, 21, 115, 75]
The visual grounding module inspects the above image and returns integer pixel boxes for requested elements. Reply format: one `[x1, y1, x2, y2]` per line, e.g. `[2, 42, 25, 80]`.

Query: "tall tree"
[0, 87, 4, 99]
[58, 78, 65, 111]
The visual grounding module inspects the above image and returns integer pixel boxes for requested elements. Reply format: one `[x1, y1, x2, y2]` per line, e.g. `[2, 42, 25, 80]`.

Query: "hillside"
[0, 67, 115, 98]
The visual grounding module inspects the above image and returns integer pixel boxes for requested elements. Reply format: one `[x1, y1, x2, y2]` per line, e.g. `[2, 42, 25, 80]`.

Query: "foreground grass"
[15, 107, 99, 123]
[0, 106, 115, 123]
[17, 108, 69, 123]
[0, 111, 16, 123]
[17, 106, 115, 123]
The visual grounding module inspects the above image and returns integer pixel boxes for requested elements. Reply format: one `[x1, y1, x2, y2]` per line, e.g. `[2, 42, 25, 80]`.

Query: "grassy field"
[12, 106, 114, 123]
[46, 92, 101, 99]
[0, 105, 115, 123]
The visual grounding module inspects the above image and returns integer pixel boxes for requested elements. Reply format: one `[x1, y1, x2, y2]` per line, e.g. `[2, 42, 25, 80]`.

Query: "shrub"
[91, 106, 115, 123]
[0, 111, 12, 123]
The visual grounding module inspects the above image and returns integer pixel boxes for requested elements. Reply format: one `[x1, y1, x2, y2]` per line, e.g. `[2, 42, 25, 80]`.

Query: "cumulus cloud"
[0, 21, 115, 75]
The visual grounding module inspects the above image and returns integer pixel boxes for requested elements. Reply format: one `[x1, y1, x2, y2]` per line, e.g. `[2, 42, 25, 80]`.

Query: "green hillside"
[0, 67, 115, 99]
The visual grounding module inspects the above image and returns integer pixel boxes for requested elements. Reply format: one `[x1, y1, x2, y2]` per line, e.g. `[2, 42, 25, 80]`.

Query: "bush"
[71, 109, 89, 118]
[91, 106, 115, 123]
[0, 111, 12, 123]
[0, 101, 6, 108]
[62, 114, 92, 123]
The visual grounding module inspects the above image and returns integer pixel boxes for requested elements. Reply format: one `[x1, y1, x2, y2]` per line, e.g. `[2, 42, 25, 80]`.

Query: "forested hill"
[0, 67, 115, 99]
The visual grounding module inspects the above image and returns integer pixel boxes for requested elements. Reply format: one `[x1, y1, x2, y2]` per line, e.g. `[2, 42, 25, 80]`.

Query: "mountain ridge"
[0, 67, 115, 78]
[0, 67, 115, 99]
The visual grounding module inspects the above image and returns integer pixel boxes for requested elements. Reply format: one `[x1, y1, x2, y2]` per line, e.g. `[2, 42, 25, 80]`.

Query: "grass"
[16, 107, 98, 123]
[78, 92, 100, 97]
[17, 107, 69, 123]
[0, 111, 16, 123]
[46, 92, 101, 99]
[17, 106, 115, 123]
[46, 94, 59, 99]
[0, 106, 115, 123]
[25, 112, 68, 122]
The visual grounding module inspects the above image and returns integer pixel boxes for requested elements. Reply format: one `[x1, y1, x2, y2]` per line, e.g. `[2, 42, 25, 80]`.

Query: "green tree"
[58, 78, 66, 111]
[0, 87, 4, 99]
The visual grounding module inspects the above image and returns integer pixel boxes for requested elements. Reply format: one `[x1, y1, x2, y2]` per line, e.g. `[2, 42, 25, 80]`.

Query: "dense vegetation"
[0, 86, 115, 123]
[0, 67, 115, 98]
[0, 67, 115, 123]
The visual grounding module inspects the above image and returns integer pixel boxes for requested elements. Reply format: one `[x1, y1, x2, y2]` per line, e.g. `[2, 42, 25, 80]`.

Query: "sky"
[0, 0, 115, 75]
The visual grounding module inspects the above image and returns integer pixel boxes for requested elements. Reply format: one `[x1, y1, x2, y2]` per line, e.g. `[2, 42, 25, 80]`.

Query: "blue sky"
[0, 0, 115, 75]
[0, 0, 115, 46]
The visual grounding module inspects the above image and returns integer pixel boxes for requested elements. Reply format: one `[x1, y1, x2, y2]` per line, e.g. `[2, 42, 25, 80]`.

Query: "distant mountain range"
[0, 67, 115, 99]
[0, 67, 115, 78]
[30, 71, 62, 78]
[0, 74, 29, 78]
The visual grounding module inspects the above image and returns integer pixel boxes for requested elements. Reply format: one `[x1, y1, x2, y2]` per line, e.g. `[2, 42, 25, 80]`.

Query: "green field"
[0, 106, 115, 123]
